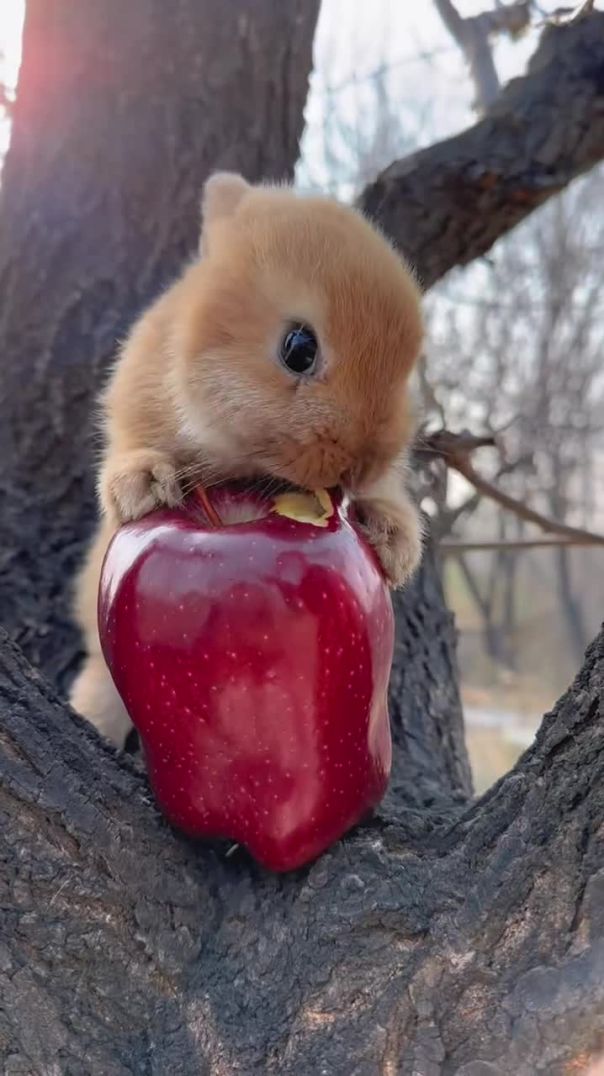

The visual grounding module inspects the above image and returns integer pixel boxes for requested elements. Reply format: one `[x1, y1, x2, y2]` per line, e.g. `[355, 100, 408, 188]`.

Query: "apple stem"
[193, 486, 223, 528]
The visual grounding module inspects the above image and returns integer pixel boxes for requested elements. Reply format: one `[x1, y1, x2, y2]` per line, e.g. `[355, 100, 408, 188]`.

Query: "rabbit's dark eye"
[279, 324, 318, 376]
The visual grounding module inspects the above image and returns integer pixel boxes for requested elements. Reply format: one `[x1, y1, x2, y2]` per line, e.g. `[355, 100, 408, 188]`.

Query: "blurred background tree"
[294, 0, 604, 788]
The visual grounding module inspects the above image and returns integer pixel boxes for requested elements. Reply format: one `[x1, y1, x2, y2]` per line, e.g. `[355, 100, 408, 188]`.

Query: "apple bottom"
[142, 725, 391, 872]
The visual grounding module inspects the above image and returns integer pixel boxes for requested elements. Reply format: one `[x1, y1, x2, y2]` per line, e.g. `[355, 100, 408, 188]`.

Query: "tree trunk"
[501, 516, 522, 672]
[555, 544, 589, 665]
[1, 624, 602, 1074]
[0, 0, 320, 691]
[501, 548, 518, 671]
[548, 488, 589, 665]
[1, 3, 603, 1072]
[453, 552, 506, 668]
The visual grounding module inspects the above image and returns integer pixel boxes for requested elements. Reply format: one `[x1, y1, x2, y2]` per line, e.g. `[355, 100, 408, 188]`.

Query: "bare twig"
[438, 489, 482, 534]
[415, 428, 497, 462]
[448, 452, 604, 547]
[417, 428, 604, 547]
[548, 1, 596, 26]
[433, 0, 531, 111]
[440, 537, 604, 553]
[434, 454, 532, 537]
[416, 354, 447, 429]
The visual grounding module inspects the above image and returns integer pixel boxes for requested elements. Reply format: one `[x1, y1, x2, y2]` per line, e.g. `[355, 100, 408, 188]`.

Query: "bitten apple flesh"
[98, 486, 394, 872]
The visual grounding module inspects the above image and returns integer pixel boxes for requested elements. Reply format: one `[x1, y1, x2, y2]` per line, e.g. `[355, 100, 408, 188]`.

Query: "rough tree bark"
[1, 624, 602, 1073]
[360, 12, 604, 289]
[0, 0, 321, 690]
[0, 5, 603, 1074]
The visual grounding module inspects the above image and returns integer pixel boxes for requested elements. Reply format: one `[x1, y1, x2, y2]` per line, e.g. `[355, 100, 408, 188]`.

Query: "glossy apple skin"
[99, 488, 394, 872]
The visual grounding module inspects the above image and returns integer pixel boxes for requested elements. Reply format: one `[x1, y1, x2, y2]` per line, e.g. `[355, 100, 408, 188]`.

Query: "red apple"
[98, 484, 394, 872]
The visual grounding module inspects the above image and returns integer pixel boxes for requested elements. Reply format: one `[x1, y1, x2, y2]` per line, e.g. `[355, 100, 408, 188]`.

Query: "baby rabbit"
[71, 173, 424, 747]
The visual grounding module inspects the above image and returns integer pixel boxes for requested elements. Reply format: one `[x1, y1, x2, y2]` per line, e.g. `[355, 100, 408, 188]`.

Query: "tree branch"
[433, 0, 531, 112]
[1, 623, 602, 1072]
[360, 11, 604, 288]
[449, 451, 604, 547]
[441, 536, 604, 552]
[415, 428, 497, 461]
[416, 428, 604, 547]
[549, 0, 596, 26]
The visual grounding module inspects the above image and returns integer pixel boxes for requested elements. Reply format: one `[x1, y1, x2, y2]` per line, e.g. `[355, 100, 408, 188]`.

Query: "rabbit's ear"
[199, 172, 251, 253]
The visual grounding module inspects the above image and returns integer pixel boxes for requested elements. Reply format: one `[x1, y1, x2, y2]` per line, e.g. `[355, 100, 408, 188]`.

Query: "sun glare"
[0, 0, 23, 157]
[0, 0, 25, 158]
[0, 1, 24, 90]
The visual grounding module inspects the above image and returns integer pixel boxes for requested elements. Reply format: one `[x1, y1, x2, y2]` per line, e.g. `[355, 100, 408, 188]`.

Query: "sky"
[0, 0, 23, 156]
[0, 1, 568, 167]
[297, 0, 559, 193]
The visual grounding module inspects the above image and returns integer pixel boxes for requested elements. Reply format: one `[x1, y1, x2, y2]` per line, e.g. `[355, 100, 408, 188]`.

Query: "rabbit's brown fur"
[71, 173, 424, 746]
